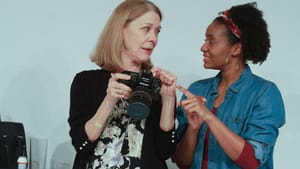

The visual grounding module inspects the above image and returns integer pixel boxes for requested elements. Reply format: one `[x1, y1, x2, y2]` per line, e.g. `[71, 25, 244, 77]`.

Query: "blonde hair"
[91, 0, 162, 72]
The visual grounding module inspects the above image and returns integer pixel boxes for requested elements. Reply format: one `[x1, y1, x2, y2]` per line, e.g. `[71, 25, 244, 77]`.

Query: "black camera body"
[119, 69, 161, 120]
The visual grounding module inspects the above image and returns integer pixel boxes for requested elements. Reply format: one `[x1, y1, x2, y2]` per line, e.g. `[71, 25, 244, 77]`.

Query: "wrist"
[103, 95, 118, 106]
[162, 95, 176, 104]
[187, 125, 200, 136]
[204, 112, 215, 124]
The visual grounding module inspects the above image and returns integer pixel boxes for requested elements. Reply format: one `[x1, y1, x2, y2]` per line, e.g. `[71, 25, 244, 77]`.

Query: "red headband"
[219, 10, 241, 39]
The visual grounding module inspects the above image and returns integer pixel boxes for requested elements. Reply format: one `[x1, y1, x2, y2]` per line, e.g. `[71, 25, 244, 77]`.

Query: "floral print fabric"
[86, 99, 145, 169]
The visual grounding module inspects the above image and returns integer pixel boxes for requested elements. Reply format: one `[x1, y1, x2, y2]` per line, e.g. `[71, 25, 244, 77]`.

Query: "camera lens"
[127, 91, 152, 120]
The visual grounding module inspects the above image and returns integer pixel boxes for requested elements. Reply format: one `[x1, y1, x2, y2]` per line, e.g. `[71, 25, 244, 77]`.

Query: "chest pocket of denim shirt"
[224, 116, 246, 134]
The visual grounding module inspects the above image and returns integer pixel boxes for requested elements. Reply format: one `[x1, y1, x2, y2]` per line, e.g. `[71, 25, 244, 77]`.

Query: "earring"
[225, 57, 229, 64]
[235, 64, 239, 71]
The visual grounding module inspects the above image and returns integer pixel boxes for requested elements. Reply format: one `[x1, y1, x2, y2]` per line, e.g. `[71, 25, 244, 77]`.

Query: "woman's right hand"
[105, 72, 132, 104]
[176, 85, 207, 130]
[85, 72, 132, 141]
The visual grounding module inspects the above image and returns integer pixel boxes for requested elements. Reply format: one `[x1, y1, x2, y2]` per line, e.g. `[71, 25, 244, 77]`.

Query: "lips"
[203, 56, 210, 63]
[143, 47, 152, 50]
[142, 47, 153, 54]
[143, 46, 153, 50]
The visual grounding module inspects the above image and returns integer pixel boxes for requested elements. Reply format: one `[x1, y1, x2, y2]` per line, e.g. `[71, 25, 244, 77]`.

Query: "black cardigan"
[68, 69, 176, 169]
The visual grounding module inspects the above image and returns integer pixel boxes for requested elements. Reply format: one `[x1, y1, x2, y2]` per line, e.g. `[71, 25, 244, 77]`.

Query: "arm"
[176, 83, 285, 168]
[84, 96, 116, 141]
[68, 71, 132, 155]
[241, 83, 285, 166]
[176, 84, 249, 165]
[151, 68, 177, 160]
[204, 112, 245, 160]
[205, 115, 259, 169]
[68, 72, 101, 156]
[160, 95, 176, 131]
[84, 72, 132, 141]
[153, 106, 177, 160]
[207, 83, 284, 168]
[154, 67, 177, 131]
[173, 85, 206, 166]
[173, 124, 201, 167]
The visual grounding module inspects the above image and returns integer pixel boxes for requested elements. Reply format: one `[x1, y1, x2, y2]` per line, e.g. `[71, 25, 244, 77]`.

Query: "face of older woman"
[122, 11, 161, 67]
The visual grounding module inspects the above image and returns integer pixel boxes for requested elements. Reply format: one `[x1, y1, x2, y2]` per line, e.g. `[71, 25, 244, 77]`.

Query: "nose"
[148, 32, 158, 43]
[200, 42, 207, 52]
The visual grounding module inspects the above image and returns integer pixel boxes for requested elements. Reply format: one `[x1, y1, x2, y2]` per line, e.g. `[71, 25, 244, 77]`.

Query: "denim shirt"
[176, 65, 286, 169]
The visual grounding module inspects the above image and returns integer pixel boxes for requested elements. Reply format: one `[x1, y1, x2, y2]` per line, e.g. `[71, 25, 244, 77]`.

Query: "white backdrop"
[0, 0, 299, 169]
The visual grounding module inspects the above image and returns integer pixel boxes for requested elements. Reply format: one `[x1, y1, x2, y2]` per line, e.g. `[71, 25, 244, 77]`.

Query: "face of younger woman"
[200, 21, 236, 70]
[122, 11, 161, 68]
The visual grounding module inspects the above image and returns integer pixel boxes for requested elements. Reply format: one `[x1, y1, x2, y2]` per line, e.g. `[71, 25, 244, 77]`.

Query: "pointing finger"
[176, 84, 194, 98]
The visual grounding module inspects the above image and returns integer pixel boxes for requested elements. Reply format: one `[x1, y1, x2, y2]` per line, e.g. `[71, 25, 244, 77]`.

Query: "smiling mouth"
[142, 47, 153, 52]
[203, 57, 210, 63]
[141, 48, 153, 55]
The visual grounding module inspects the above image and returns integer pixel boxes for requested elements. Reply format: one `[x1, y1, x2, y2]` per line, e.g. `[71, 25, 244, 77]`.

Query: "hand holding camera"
[118, 69, 161, 120]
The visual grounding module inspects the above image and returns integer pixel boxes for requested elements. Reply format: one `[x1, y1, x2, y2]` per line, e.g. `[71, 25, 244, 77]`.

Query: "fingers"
[177, 85, 207, 118]
[181, 100, 198, 111]
[111, 72, 131, 81]
[107, 73, 132, 99]
[176, 85, 207, 102]
[176, 85, 194, 98]
[161, 71, 177, 85]
[178, 97, 205, 119]
[152, 67, 177, 85]
[151, 67, 161, 77]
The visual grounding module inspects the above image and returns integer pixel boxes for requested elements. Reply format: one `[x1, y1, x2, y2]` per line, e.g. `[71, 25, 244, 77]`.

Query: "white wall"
[0, 0, 299, 168]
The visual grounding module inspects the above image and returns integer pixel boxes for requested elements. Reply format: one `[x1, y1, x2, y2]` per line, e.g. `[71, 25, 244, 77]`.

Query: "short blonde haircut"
[91, 0, 162, 72]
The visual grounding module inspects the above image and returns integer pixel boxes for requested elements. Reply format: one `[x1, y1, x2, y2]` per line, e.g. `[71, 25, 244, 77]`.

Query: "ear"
[231, 42, 242, 56]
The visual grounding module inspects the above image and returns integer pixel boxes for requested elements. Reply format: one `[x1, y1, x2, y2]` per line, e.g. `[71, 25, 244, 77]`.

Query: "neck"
[121, 52, 141, 72]
[220, 63, 245, 87]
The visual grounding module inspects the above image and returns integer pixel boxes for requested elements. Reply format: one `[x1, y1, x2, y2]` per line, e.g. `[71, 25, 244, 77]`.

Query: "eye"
[204, 38, 217, 46]
[155, 28, 161, 35]
[142, 26, 150, 32]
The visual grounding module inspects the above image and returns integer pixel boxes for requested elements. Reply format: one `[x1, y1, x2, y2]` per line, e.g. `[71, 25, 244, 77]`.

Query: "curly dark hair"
[215, 2, 271, 64]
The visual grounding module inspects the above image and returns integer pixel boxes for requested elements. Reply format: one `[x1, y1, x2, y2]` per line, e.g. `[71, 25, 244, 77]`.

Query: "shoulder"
[248, 74, 286, 126]
[75, 69, 110, 78]
[188, 77, 215, 91]
[73, 69, 110, 81]
[190, 77, 215, 86]
[249, 74, 281, 93]
[71, 69, 111, 87]
[246, 74, 285, 114]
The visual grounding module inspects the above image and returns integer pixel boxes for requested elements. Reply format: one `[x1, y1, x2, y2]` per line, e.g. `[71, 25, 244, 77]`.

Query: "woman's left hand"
[151, 67, 177, 98]
[152, 67, 177, 131]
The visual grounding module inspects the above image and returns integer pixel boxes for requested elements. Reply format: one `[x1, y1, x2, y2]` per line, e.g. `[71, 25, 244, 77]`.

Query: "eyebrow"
[205, 34, 214, 39]
[144, 23, 161, 29]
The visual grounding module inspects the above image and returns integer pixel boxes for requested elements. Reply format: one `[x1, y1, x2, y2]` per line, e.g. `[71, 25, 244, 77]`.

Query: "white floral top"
[86, 100, 145, 169]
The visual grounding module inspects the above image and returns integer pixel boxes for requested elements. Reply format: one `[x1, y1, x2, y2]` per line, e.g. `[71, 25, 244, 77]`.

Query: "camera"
[118, 69, 161, 120]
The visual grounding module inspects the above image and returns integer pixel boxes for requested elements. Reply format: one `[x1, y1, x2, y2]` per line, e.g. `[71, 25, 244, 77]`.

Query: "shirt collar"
[210, 65, 252, 94]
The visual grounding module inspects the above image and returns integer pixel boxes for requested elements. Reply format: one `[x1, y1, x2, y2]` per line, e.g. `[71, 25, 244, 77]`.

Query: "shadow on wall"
[0, 66, 75, 169]
[50, 140, 75, 169]
[29, 137, 48, 169]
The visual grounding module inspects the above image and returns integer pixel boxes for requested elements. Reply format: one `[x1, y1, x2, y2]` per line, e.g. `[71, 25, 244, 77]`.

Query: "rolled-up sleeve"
[244, 83, 286, 165]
